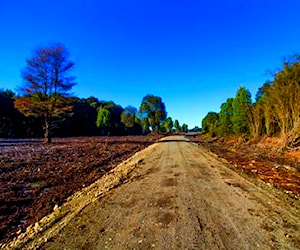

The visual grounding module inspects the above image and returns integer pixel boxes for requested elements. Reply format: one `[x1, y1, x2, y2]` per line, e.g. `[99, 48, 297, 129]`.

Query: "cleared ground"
[3, 136, 300, 249]
[0, 136, 159, 242]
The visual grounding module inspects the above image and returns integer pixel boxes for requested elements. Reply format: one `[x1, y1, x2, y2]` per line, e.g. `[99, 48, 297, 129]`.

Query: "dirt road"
[5, 136, 300, 249]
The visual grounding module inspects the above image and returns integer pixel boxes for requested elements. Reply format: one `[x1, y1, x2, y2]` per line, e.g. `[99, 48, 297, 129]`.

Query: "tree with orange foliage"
[15, 44, 76, 143]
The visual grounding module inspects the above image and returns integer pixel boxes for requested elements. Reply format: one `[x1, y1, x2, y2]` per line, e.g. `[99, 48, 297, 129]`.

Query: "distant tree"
[159, 123, 167, 133]
[0, 89, 17, 137]
[102, 102, 124, 135]
[61, 97, 98, 136]
[0, 89, 14, 99]
[164, 117, 173, 133]
[140, 117, 150, 134]
[139, 94, 167, 133]
[231, 87, 252, 136]
[191, 126, 201, 132]
[202, 112, 219, 137]
[14, 44, 76, 143]
[96, 107, 111, 135]
[0, 89, 43, 138]
[86, 96, 100, 109]
[121, 106, 137, 128]
[120, 106, 144, 134]
[216, 98, 234, 136]
[174, 119, 180, 132]
[181, 123, 188, 133]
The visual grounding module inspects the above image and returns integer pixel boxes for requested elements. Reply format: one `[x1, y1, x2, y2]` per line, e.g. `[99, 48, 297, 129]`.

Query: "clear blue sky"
[1, 0, 300, 128]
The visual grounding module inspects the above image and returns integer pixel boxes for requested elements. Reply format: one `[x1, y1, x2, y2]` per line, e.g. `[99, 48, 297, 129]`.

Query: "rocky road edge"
[0, 143, 158, 250]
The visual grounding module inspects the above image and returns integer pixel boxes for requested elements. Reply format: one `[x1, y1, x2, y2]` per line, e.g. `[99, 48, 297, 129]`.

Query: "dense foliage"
[202, 55, 300, 147]
[139, 94, 167, 133]
[0, 91, 168, 138]
[0, 86, 195, 138]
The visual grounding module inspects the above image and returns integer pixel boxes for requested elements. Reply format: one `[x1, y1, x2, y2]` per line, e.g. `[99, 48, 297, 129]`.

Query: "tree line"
[0, 44, 189, 143]
[202, 55, 300, 148]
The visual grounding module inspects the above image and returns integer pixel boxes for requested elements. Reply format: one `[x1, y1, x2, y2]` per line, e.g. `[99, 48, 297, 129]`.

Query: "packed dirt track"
[2, 136, 300, 249]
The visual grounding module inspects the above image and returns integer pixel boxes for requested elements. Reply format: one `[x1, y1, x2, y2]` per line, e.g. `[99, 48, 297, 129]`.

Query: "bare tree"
[260, 57, 300, 147]
[15, 44, 76, 143]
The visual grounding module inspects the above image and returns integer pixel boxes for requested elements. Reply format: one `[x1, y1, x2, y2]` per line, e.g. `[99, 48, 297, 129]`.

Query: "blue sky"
[1, 0, 300, 128]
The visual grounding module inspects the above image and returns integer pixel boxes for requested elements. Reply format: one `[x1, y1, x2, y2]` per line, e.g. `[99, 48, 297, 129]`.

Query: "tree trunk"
[155, 124, 160, 134]
[44, 117, 52, 144]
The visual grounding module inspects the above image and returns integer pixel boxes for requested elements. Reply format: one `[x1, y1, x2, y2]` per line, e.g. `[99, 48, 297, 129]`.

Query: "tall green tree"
[121, 106, 143, 134]
[231, 87, 252, 136]
[202, 112, 219, 136]
[140, 117, 150, 134]
[255, 82, 273, 136]
[139, 94, 167, 133]
[14, 44, 76, 143]
[174, 119, 180, 132]
[181, 123, 188, 133]
[217, 98, 234, 136]
[103, 102, 124, 135]
[96, 107, 111, 135]
[121, 106, 137, 129]
[164, 117, 173, 133]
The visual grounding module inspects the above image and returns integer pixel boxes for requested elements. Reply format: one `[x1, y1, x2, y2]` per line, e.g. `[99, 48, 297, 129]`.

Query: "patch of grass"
[31, 180, 47, 190]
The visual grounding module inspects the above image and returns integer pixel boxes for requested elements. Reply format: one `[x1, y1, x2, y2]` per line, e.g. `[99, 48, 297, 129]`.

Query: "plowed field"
[0, 136, 160, 243]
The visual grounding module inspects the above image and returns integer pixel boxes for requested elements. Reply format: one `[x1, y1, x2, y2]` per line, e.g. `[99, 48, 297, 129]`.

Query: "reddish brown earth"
[0, 136, 161, 243]
[191, 136, 300, 199]
[0, 137, 300, 246]
[6, 135, 298, 250]
[0, 136, 300, 249]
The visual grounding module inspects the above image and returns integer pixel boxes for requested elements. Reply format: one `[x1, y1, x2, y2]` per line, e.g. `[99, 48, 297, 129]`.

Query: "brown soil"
[190, 136, 300, 200]
[0, 136, 161, 243]
[1, 135, 299, 249]
[13, 135, 298, 250]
